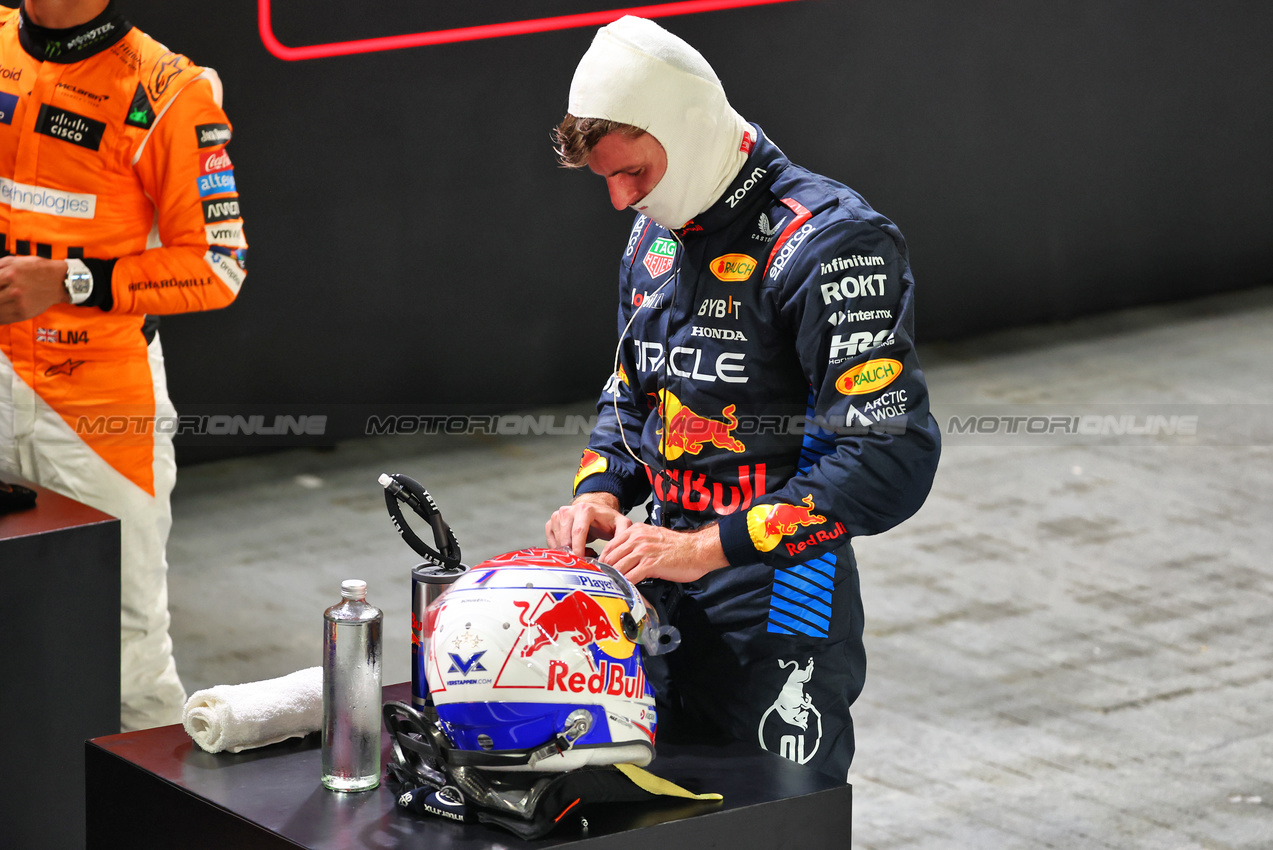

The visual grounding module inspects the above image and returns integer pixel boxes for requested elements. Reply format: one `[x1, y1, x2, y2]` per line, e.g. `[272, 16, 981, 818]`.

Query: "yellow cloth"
[615, 763, 723, 801]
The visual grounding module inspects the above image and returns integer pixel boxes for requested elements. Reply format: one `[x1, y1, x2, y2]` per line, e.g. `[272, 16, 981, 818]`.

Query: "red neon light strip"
[259, 0, 803, 61]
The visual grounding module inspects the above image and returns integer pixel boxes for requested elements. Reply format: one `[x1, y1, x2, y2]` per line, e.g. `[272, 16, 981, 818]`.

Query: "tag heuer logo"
[643, 237, 676, 278]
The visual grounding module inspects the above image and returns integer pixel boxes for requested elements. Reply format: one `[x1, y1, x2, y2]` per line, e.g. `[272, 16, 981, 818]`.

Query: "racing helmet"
[422, 547, 675, 772]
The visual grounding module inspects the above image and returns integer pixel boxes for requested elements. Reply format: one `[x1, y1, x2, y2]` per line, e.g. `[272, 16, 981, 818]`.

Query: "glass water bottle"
[321, 579, 383, 791]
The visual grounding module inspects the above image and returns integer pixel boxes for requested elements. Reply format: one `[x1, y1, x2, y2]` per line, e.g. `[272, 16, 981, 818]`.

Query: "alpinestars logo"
[758, 658, 822, 766]
[752, 212, 786, 242]
[44, 358, 86, 376]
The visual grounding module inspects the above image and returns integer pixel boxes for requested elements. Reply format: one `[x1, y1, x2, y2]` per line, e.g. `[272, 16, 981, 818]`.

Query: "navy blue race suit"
[572, 125, 941, 780]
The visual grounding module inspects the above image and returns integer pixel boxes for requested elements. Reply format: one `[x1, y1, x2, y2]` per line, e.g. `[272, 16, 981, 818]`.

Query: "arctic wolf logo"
[758, 658, 823, 765]
[514, 591, 620, 657]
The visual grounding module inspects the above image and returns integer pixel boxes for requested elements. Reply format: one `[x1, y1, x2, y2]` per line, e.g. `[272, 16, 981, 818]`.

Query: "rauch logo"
[835, 359, 902, 396]
[710, 253, 757, 282]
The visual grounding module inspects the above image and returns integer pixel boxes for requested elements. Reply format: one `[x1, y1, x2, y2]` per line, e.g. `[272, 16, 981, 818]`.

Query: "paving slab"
[168, 286, 1273, 848]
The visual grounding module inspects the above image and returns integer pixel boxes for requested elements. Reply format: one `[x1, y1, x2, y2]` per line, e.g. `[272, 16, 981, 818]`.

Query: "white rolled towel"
[183, 666, 323, 754]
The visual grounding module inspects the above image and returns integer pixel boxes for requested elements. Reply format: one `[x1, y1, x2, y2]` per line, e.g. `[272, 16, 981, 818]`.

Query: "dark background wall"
[78, 1, 1273, 455]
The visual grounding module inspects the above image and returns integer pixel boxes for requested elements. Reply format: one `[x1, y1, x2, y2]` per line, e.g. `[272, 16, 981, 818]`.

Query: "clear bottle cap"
[341, 579, 368, 600]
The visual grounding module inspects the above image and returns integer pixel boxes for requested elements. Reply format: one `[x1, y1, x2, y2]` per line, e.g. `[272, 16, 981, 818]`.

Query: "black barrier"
[99, 1, 1273, 457]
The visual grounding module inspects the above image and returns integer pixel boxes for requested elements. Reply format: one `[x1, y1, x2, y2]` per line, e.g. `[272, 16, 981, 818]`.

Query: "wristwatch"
[63, 258, 93, 305]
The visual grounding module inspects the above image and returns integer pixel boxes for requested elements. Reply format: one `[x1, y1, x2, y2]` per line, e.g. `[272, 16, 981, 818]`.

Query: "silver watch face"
[70, 279, 92, 295]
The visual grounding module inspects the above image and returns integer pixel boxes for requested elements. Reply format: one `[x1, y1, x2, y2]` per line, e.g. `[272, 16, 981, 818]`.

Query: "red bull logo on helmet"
[656, 388, 746, 461]
[514, 590, 621, 657]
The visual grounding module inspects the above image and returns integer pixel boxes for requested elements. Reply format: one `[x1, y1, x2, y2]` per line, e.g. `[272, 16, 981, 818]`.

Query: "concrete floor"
[168, 286, 1273, 849]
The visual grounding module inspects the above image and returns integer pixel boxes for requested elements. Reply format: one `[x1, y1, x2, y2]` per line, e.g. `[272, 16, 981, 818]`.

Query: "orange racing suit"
[0, 3, 245, 729]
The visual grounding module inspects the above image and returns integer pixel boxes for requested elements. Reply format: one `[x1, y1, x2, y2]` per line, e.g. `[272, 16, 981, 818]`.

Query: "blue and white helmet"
[423, 548, 674, 772]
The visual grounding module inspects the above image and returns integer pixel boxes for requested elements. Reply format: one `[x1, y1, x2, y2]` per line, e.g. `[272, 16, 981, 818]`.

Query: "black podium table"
[86, 683, 851, 849]
[1, 475, 120, 850]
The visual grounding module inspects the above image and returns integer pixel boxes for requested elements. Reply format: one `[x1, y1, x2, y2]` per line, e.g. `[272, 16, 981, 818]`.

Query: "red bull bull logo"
[747, 495, 828, 553]
[573, 449, 608, 493]
[656, 388, 747, 461]
[514, 590, 621, 657]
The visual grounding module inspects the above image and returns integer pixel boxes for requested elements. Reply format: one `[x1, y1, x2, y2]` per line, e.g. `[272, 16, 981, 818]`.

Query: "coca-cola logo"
[200, 148, 233, 174]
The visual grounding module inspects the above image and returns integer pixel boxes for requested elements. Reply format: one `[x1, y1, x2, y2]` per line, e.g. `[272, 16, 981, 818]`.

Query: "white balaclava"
[568, 16, 753, 230]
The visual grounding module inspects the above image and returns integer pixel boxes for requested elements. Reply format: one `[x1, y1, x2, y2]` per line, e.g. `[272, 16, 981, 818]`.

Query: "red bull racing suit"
[572, 126, 940, 779]
[0, 4, 245, 729]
